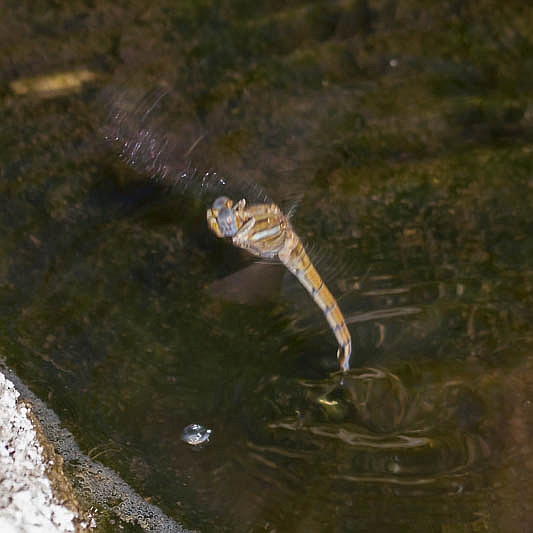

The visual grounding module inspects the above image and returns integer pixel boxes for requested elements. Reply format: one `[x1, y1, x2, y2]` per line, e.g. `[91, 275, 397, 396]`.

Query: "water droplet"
[181, 424, 212, 446]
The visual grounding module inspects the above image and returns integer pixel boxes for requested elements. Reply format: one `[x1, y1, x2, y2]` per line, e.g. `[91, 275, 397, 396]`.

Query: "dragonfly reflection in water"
[103, 89, 351, 371]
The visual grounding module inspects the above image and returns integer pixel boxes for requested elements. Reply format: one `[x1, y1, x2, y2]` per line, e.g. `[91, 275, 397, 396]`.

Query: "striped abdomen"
[278, 228, 352, 372]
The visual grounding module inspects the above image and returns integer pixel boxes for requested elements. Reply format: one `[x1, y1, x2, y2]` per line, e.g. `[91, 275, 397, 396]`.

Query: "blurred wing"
[101, 87, 351, 332]
[208, 262, 287, 305]
[100, 86, 272, 204]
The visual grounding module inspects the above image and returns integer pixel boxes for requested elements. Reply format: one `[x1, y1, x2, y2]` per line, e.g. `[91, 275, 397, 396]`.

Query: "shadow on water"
[2, 1, 533, 532]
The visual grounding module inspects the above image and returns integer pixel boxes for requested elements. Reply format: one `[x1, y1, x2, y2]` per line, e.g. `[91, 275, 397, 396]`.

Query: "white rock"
[0, 372, 77, 533]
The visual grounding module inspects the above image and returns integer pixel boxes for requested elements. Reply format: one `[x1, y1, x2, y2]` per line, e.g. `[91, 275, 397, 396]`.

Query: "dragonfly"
[103, 88, 352, 372]
[207, 196, 351, 371]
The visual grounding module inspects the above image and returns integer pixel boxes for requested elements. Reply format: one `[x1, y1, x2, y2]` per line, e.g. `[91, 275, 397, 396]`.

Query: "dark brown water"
[2, 1, 533, 532]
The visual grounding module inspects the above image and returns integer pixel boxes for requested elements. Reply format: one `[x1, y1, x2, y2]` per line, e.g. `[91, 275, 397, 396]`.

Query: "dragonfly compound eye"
[217, 207, 238, 237]
[212, 196, 232, 210]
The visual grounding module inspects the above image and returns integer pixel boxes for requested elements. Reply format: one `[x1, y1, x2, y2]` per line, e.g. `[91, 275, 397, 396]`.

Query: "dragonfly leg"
[206, 208, 224, 238]
[232, 216, 256, 247]
[234, 198, 246, 211]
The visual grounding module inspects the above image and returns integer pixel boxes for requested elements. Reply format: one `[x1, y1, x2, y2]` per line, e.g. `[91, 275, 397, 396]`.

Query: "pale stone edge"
[0, 360, 196, 533]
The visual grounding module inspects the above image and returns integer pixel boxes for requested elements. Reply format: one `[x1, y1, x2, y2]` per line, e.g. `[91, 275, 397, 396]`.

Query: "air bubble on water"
[181, 424, 212, 446]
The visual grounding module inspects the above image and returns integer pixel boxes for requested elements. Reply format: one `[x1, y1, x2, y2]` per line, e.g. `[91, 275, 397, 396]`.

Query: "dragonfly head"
[212, 196, 233, 210]
[207, 196, 239, 238]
